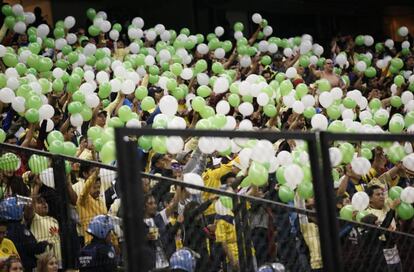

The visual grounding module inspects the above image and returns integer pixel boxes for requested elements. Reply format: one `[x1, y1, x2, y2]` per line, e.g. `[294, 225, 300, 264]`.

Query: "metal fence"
[1, 130, 414, 271]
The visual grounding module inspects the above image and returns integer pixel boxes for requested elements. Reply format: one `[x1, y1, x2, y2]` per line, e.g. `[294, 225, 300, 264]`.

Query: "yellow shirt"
[30, 214, 62, 265]
[76, 174, 108, 244]
[0, 238, 19, 261]
[202, 163, 233, 216]
[215, 215, 239, 263]
[300, 223, 322, 269]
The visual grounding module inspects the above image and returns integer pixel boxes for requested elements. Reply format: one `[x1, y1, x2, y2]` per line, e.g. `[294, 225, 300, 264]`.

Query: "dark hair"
[144, 193, 154, 205]
[366, 185, 382, 197]
[79, 164, 94, 179]
[360, 213, 378, 225]
[220, 172, 236, 185]
[3, 256, 22, 272]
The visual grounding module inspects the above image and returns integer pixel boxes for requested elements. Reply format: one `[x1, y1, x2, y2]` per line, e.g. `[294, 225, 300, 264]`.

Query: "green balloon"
[304, 107, 316, 119]
[343, 97, 357, 109]
[220, 196, 233, 209]
[152, 136, 167, 154]
[0, 129, 5, 143]
[364, 67, 376, 78]
[3, 53, 18, 67]
[280, 80, 293, 96]
[389, 186, 403, 201]
[1, 5, 13, 16]
[72, 91, 85, 103]
[47, 131, 64, 144]
[295, 83, 308, 98]
[138, 135, 152, 151]
[0, 153, 20, 171]
[68, 101, 83, 114]
[397, 202, 414, 220]
[197, 86, 212, 98]
[4, 16, 15, 29]
[200, 106, 215, 119]
[28, 155, 48, 174]
[356, 210, 370, 222]
[141, 96, 156, 112]
[170, 63, 183, 76]
[340, 205, 354, 220]
[276, 166, 286, 184]
[191, 97, 206, 112]
[195, 60, 207, 73]
[261, 55, 272, 66]
[108, 117, 124, 128]
[67, 52, 79, 64]
[390, 96, 402, 108]
[339, 143, 355, 164]
[87, 126, 103, 141]
[54, 27, 65, 39]
[81, 105, 93, 121]
[278, 185, 294, 203]
[86, 8, 97, 20]
[317, 79, 331, 92]
[361, 148, 373, 160]
[297, 181, 314, 199]
[234, 22, 244, 32]
[26, 95, 42, 109]
[327, 105, 341, 120]
[389, 118, 404, 133]
[212, 62, 224, 74]
[387, 144, 406, 164]
[97, 82, 111, 99]
[369, 98, 381, 110]
[405, 111, 414, 128]
[63, 141, 77, 156]
[25, 108, 39, 123]
[48, 140, 64, 154]
[248, 162, 268, 186]
[118, 105, 132, 122]
[264, 104, 277, 117]
[299, 55, 310, 67]
[391, 58, 404, 70]
[112, 23, 122, 32]
[394, 75, 405, 87]
[100, 141, 116, 164]
[375, 43, 384, 53]
[88, 25, 100, 37]
[328, 120, 346, 133]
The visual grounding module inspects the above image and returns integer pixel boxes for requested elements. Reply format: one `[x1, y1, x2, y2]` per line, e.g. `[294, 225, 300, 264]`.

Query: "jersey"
[78, 238, 117, 272]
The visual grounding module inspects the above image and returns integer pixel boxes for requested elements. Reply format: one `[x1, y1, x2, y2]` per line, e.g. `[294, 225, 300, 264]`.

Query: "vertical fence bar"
[240, 198, 253, 271]
[52, 155, 76, 269]
[308, 133, 343, 272]
[115, 131, 146, 272]
[234, 196, 247, 272]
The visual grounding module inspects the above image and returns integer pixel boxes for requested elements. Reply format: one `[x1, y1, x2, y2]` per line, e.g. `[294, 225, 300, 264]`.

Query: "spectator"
[36, 252, 59, 272]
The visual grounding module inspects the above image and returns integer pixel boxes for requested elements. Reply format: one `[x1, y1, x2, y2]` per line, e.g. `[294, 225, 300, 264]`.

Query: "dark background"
[2, 0, 414, 48]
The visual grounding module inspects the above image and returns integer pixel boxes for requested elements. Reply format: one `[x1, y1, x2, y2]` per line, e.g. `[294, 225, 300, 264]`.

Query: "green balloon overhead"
[28, 154, 49, 174]
[0, 153, 21, 171]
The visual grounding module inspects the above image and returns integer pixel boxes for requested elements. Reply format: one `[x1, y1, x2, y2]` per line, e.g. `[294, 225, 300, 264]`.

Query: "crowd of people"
[1, 3, 414, 272]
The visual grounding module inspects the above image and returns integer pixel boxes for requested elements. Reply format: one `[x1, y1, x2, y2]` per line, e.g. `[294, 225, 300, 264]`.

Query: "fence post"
[234, 196, 247, 272]
[240, 198, 253, 271]
[308, 133, 343, 272]
[115, 131, 147, 272]
[51, 155, 76, 269]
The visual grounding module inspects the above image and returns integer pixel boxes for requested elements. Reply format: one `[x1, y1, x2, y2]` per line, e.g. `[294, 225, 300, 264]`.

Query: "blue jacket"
[78, 238, 117, 272]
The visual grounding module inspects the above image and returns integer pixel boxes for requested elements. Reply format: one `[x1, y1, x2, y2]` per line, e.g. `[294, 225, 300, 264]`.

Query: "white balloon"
[215, 199, 231, 215]
[110, 78, 122, 93]
[351, 157, 371, 176]
[85, 94, 100, 108]
[13, 22, 26, 34]
[44, 119, 54, 132]
[283, 48, 293, 58]
[96, 71, 109, 84]
[39, 168, 55, 189]
[401, 187, 414, 204]
[214, 48, 226, 59]
[0, 45, 6, 57]
[403, 154, 414, 172]
[215, 137, 231, 152]
[252, 13, 263, 24]
[36, 24, 50, 38]
[238, 102, 254, 116]
[329, 147, 342, 167]
[109, 30, 119, 41]
[283, 94, 295, 108]
[402, 91, 414, 105]
[234, 31, 244, 40]
[180, 68, 193, 80]
[284, 164, 304, 190]
[160, 30, 171, 42]
[263, 26, 273, 37]
[402, 41, 410, 49]
[238, 148, 252, 169]
[251, 140, 274, 164]
[319, 92, 333, 108]
[7, 78, 19, 90]
[258, 41, 269, 52]
[64, 16, 76, 29]
[342, 109, 355, 120]
[398, 26, 409, 37]
[166, 136, 184, 154]
[70, 113, 83, 127]
[0, 88, 15, 103]
[300, 40, 312, 54]
[121, 79, 135, 95]
[224, 116, 237, 130]
[292, 101, 305, 114]
[146, 30, 157, 41]
[126, 119, 141, 128]
[100, 21, 111, 33]
[128, 28, 140, 40]
[198, 137, 216, 154]
[12, 4, 24, 16]
[257, 93, 270, 106]
[197, 73, 209, 86]
[11, 96, 25, 112]
[215, 26, 224, 37]
[277, 151, 293, 166]
[129, 43, 140, 54]
[196, 44, 209, 55]
[144, 55, 155, 66]
[352, 192, 369, 211]
[301, 94, 316, 107]
[356, 61, 367, 72]
[385, 39, 394, 49]
[286, 67, 297, 79]
[364, 35, 374, 46]
[336, 54, 347, 66]
[132, 17, 144, 29]
[213, 77, 229, 94]
[159, 95, 178, 116]
[240, 56, 252, 68]
[311, 114, 328, 130]
[313, 45, 324, 56]
[24, 12, 36, 25]
[65, 33, 77, 45]
[216, 101, 230, 115]
[168, 117, 186, 129]
[237, 120, 252, 131]
[38, 104, 55, 120]
[330, 87, 343, 100]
